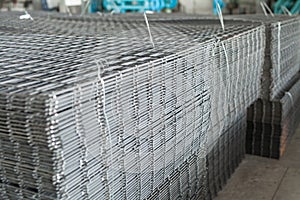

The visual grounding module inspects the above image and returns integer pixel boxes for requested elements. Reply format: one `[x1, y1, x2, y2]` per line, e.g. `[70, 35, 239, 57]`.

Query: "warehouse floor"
[215, 123, 300, 200]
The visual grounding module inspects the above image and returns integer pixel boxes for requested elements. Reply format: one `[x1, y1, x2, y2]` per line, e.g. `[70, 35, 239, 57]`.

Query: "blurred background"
[0, 0, 299, 15]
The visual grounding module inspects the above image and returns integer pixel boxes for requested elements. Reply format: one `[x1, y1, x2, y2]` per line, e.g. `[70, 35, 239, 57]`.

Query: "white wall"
[179, 0, 213, 15]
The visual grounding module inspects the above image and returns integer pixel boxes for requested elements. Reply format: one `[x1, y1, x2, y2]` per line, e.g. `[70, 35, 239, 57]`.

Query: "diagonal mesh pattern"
[0, 12, 266, 199]
[0, 28, 213, 200]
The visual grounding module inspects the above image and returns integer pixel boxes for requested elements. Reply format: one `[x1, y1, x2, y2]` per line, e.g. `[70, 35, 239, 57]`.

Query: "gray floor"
[215, 124, 300, 200]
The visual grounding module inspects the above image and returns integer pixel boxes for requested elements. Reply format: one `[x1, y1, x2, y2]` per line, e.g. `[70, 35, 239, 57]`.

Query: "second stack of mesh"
[226, 15, 300, 159]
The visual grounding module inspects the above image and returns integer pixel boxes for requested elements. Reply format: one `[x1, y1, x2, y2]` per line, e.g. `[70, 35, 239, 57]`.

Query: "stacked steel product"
[0, 11, 259, 37]
[1, 27, 211, 200]
[225, 15, 300, 159]
[0, 26, 213, 200]
[226, 15, 300, 100]
[141, 17, 265, 199]
[0, 12, 266, 199]
[145, 15, 265, 198]
[205, 22, 265, 199]
[247, 73, 300, 158]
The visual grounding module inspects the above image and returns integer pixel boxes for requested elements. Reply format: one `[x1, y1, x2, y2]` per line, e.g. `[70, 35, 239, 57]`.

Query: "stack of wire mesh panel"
[247, 74, 300, 158]
[225, 15, 300, 100]
[0, 22, 213, 200]
[146, 17, 265, 199]
[0, 11, 265, 199]
[205, 20, 265, 198]
[146, 15, 266, 198]
[225, 15, 300, 159]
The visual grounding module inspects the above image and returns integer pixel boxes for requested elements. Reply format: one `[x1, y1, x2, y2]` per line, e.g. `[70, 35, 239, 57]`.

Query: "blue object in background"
[90, 0, 102, 12]
[148, 0, 162, 11]
[164, 0, 177, 9]
[213, 0, 225, 15]
[102, 0, 177, 13]
[274, 0, 293, 14]
[41, 0, 51, 10]
[274, 0, 300, 15]
[41, 0, 58, 11]
[290, 0, 300, 14]
[103, 0, 147, 13]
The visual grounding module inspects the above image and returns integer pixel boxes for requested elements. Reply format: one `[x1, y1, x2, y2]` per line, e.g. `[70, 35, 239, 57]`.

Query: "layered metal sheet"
[247, 74, 300, 158]
[207, 31, 265, 198]
[0, 12, 266, 199]
[224, 15, 300, 159]
[225, 15, 300, 100]
[0, 24, 213, 200]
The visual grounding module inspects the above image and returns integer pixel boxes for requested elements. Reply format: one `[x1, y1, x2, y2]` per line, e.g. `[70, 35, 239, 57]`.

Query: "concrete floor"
[215, 124, 300, 200]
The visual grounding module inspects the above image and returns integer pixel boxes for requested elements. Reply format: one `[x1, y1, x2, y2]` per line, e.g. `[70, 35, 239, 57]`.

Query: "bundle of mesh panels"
[0, 12, 265, 199]
[247, 75, 300, 158]
[224, 15, 300, 159]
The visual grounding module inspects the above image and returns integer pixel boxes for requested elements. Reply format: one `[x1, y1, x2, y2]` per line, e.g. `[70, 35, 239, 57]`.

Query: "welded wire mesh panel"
[0, 11, 266, 200]
[227, 15, 300, 159]
[0, 11, 262, 38]
[208, 28, 265, 150]
[270, 19, 300, 99]
[225, 14, 300, 100]
[0, 30, 212, 199]
[207, 113, 247, 198]
[0, 13, 213, 200]
[205, 26, 265, 199]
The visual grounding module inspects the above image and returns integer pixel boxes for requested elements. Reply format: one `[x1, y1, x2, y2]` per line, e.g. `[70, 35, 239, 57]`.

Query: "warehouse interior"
[0, 0, 299, 200]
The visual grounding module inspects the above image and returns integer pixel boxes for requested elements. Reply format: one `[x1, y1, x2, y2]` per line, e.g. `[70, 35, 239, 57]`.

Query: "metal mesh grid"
[206, 27, 265, 199]
[270, 19, 300, 99]
[225, 14, 300, 100]
[207, 113, 247, 198]
[0, 29, 213, 200]
[0, 12, 259, 38]
[0, 12, 266, 199]
[225, 15, 300, 159]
